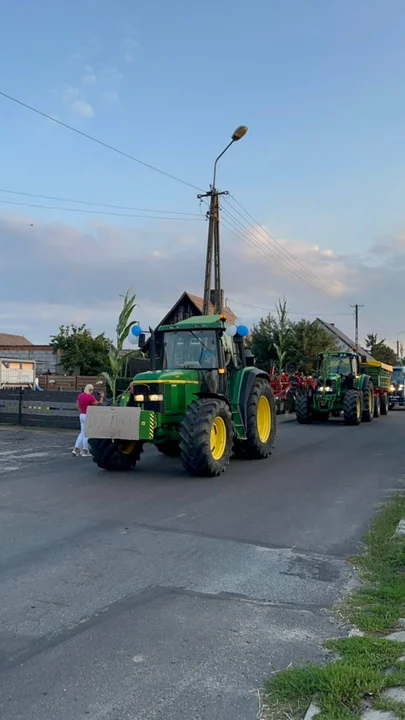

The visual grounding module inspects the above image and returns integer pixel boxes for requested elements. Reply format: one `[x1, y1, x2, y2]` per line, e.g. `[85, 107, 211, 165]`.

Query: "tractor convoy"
[84, 127, 398, 478]
[295, 350, 392, 425]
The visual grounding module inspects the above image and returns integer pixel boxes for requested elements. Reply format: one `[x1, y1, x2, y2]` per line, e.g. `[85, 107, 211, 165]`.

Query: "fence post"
[18, 387, 23, 425]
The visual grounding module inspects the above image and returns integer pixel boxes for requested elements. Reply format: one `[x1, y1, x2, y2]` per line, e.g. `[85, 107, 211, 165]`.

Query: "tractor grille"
[132, 383, 165, 412]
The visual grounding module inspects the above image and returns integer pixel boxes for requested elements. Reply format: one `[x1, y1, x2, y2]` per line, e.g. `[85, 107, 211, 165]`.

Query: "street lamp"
[200, 125, 248, 315]
[212, 125, 248, 189]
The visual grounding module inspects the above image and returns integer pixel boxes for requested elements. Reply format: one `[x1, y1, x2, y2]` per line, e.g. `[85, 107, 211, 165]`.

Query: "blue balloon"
[130, 324, 142, 337]
[236, 324, 249, 337]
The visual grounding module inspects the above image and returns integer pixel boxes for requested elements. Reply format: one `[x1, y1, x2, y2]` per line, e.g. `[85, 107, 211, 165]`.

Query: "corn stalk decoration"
[100, 290, 140, 403]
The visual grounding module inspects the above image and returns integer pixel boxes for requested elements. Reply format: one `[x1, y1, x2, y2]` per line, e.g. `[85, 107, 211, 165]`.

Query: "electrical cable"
[0, 188, 201, 216]
[0, 198, 204, 221]
[0, 90, 203, 191]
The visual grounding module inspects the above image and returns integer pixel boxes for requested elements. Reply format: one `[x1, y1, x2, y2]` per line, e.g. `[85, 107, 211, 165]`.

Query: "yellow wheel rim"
[210, 416, 227, 461]
[369, 389, 373, 410]
[357, 398, 361, 418]
[257, 395, 272, 443]
[117, 440, 136, 455]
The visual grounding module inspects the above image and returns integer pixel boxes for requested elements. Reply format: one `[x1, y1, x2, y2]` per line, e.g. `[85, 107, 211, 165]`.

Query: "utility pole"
[350, 304, 364, 353]
[198, 126, 248, 316]
[199, 186, 228, 315]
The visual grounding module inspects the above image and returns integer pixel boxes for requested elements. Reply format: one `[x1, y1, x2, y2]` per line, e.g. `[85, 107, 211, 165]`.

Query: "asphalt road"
[0, 411, 404, 719]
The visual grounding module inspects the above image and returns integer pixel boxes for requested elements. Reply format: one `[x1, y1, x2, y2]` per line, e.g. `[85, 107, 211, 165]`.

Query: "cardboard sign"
[85, 406, 141, 440]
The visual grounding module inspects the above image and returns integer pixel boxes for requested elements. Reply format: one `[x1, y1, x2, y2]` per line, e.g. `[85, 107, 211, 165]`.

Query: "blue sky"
[1, 0, 405, 346]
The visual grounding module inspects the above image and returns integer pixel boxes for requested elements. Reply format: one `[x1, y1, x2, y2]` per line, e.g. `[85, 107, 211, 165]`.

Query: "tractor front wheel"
[237, 379, 276, 459]
[362, 380, 374, 422]
[89, 438, 143, 471]
[179, 398, 233, 477]
[296, 395, 312, 424]
[343, 389, 361, 426]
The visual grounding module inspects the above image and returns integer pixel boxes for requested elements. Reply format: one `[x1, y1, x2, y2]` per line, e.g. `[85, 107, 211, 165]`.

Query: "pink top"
[77, 392, 97, 414]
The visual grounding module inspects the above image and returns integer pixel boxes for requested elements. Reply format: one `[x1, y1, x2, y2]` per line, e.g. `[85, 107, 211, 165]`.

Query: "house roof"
[158, 291, 237, 328]
[0, 333, 33, 347]
[316, 319, 374, 360]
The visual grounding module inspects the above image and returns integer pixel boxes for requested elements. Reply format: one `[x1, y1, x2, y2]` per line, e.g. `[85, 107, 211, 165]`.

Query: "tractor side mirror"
[361, 355, 367, 363]
[246, 355, 255, 367]
[138, 333, 146, 349]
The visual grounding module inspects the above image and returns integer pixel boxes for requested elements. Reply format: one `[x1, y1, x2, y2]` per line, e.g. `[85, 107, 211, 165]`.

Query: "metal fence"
[0, 389, 79, 429]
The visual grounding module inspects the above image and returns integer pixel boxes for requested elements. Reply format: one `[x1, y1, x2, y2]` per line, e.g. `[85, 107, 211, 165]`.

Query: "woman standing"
[72, 384, 104, 457]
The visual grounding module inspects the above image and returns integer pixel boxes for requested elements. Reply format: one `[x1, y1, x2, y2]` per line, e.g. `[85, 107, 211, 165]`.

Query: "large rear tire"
[373, 395, 381, 418]
[362, 379, 374, 422]
[343, 389, 361, 426]
[296, 395, 312, 424]
[380, 393, 388, 415]
[179, 398, 233, 477]
[236, 379, 276, 459]
[89, 438, 143, 471]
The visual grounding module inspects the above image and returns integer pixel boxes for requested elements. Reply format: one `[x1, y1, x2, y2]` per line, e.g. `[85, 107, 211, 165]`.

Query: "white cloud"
[82, 72, 97, 85]
[124, 53, 134, 64]
[100, 89, 119, 104]
[70, 99, 95, 118]
[1, 213, 404, 344]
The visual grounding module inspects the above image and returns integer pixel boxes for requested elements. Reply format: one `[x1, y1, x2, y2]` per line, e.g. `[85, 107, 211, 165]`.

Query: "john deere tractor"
[86, 314, 276, 476]
[295, 350, 374, 426]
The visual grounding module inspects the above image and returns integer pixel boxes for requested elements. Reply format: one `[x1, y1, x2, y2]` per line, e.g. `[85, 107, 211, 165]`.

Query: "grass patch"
[346, 493, 405, 634]
[265, 637, 405, 719]
[264, 495, 405, 719]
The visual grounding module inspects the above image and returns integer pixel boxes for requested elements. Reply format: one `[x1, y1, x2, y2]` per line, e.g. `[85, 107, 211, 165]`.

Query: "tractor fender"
[195, 391, 231, 408]
[239, 368, 270, 428]
[359, 374, 372, 390]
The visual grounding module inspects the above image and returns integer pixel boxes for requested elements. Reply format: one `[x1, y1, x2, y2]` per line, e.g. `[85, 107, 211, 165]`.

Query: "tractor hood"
[132, 369, 200, 385]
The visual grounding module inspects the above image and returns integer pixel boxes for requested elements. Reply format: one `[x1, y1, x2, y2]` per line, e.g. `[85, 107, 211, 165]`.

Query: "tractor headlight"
[134, 394, 145, 402]
[399, 384, 404, 390]
[149, 394, 163, 402]
[318, 386, 333, 393]
[390, 385, 395, 392]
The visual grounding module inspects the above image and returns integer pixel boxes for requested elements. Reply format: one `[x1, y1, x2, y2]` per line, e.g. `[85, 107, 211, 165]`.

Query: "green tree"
[50, 324, 111, 375]
[249, 313, 277, 370]
[273, 298, 293, 371]
[365, 333, 397, 365]
[100, 290, 140, 402]
[290, 319, 338, 373]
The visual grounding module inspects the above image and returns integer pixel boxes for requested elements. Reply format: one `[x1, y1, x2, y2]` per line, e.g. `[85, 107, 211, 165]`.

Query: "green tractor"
[295, 350, 374, 426]
[86, 314, 276, 476]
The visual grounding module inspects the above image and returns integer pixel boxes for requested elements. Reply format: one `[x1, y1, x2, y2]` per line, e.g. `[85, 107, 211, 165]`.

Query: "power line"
[0, 188, 201, 216]
[227, 298, 353, 316]
[0, 198, 204, 221]
[0, 90, 203, 191]
[220, 211, 342, 303]
[224, 195, 343, 301]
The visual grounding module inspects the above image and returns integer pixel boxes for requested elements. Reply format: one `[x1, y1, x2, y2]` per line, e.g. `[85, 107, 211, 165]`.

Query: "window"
[163, 330, 219, 370]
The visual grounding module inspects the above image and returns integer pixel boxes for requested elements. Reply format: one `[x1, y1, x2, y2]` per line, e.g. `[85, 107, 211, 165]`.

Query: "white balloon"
[128, 335, 138, 345]
[226, 325, 237, 337]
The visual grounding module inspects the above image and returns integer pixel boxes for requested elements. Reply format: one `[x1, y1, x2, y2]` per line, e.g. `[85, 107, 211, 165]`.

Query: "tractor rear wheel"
[89, 438, 143, 471]
[343, 389, 361, 426]
[362, 379, 374, 422]
[373, 395, 381, 418]
[179, 398, 233, 477]
[380, 393, 388, 415]
[296, 395, 312, 424]
[236, 379, 276, 459]
[156, 441, 180, 456]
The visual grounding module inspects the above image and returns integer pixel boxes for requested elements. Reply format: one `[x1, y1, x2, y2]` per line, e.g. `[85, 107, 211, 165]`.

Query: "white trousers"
[75, 413, 89, 451]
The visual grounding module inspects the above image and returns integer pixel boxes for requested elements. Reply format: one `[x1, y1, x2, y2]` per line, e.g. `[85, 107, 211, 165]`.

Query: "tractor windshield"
[327, 356, 353, 376]
[163, 330, 219, 370]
